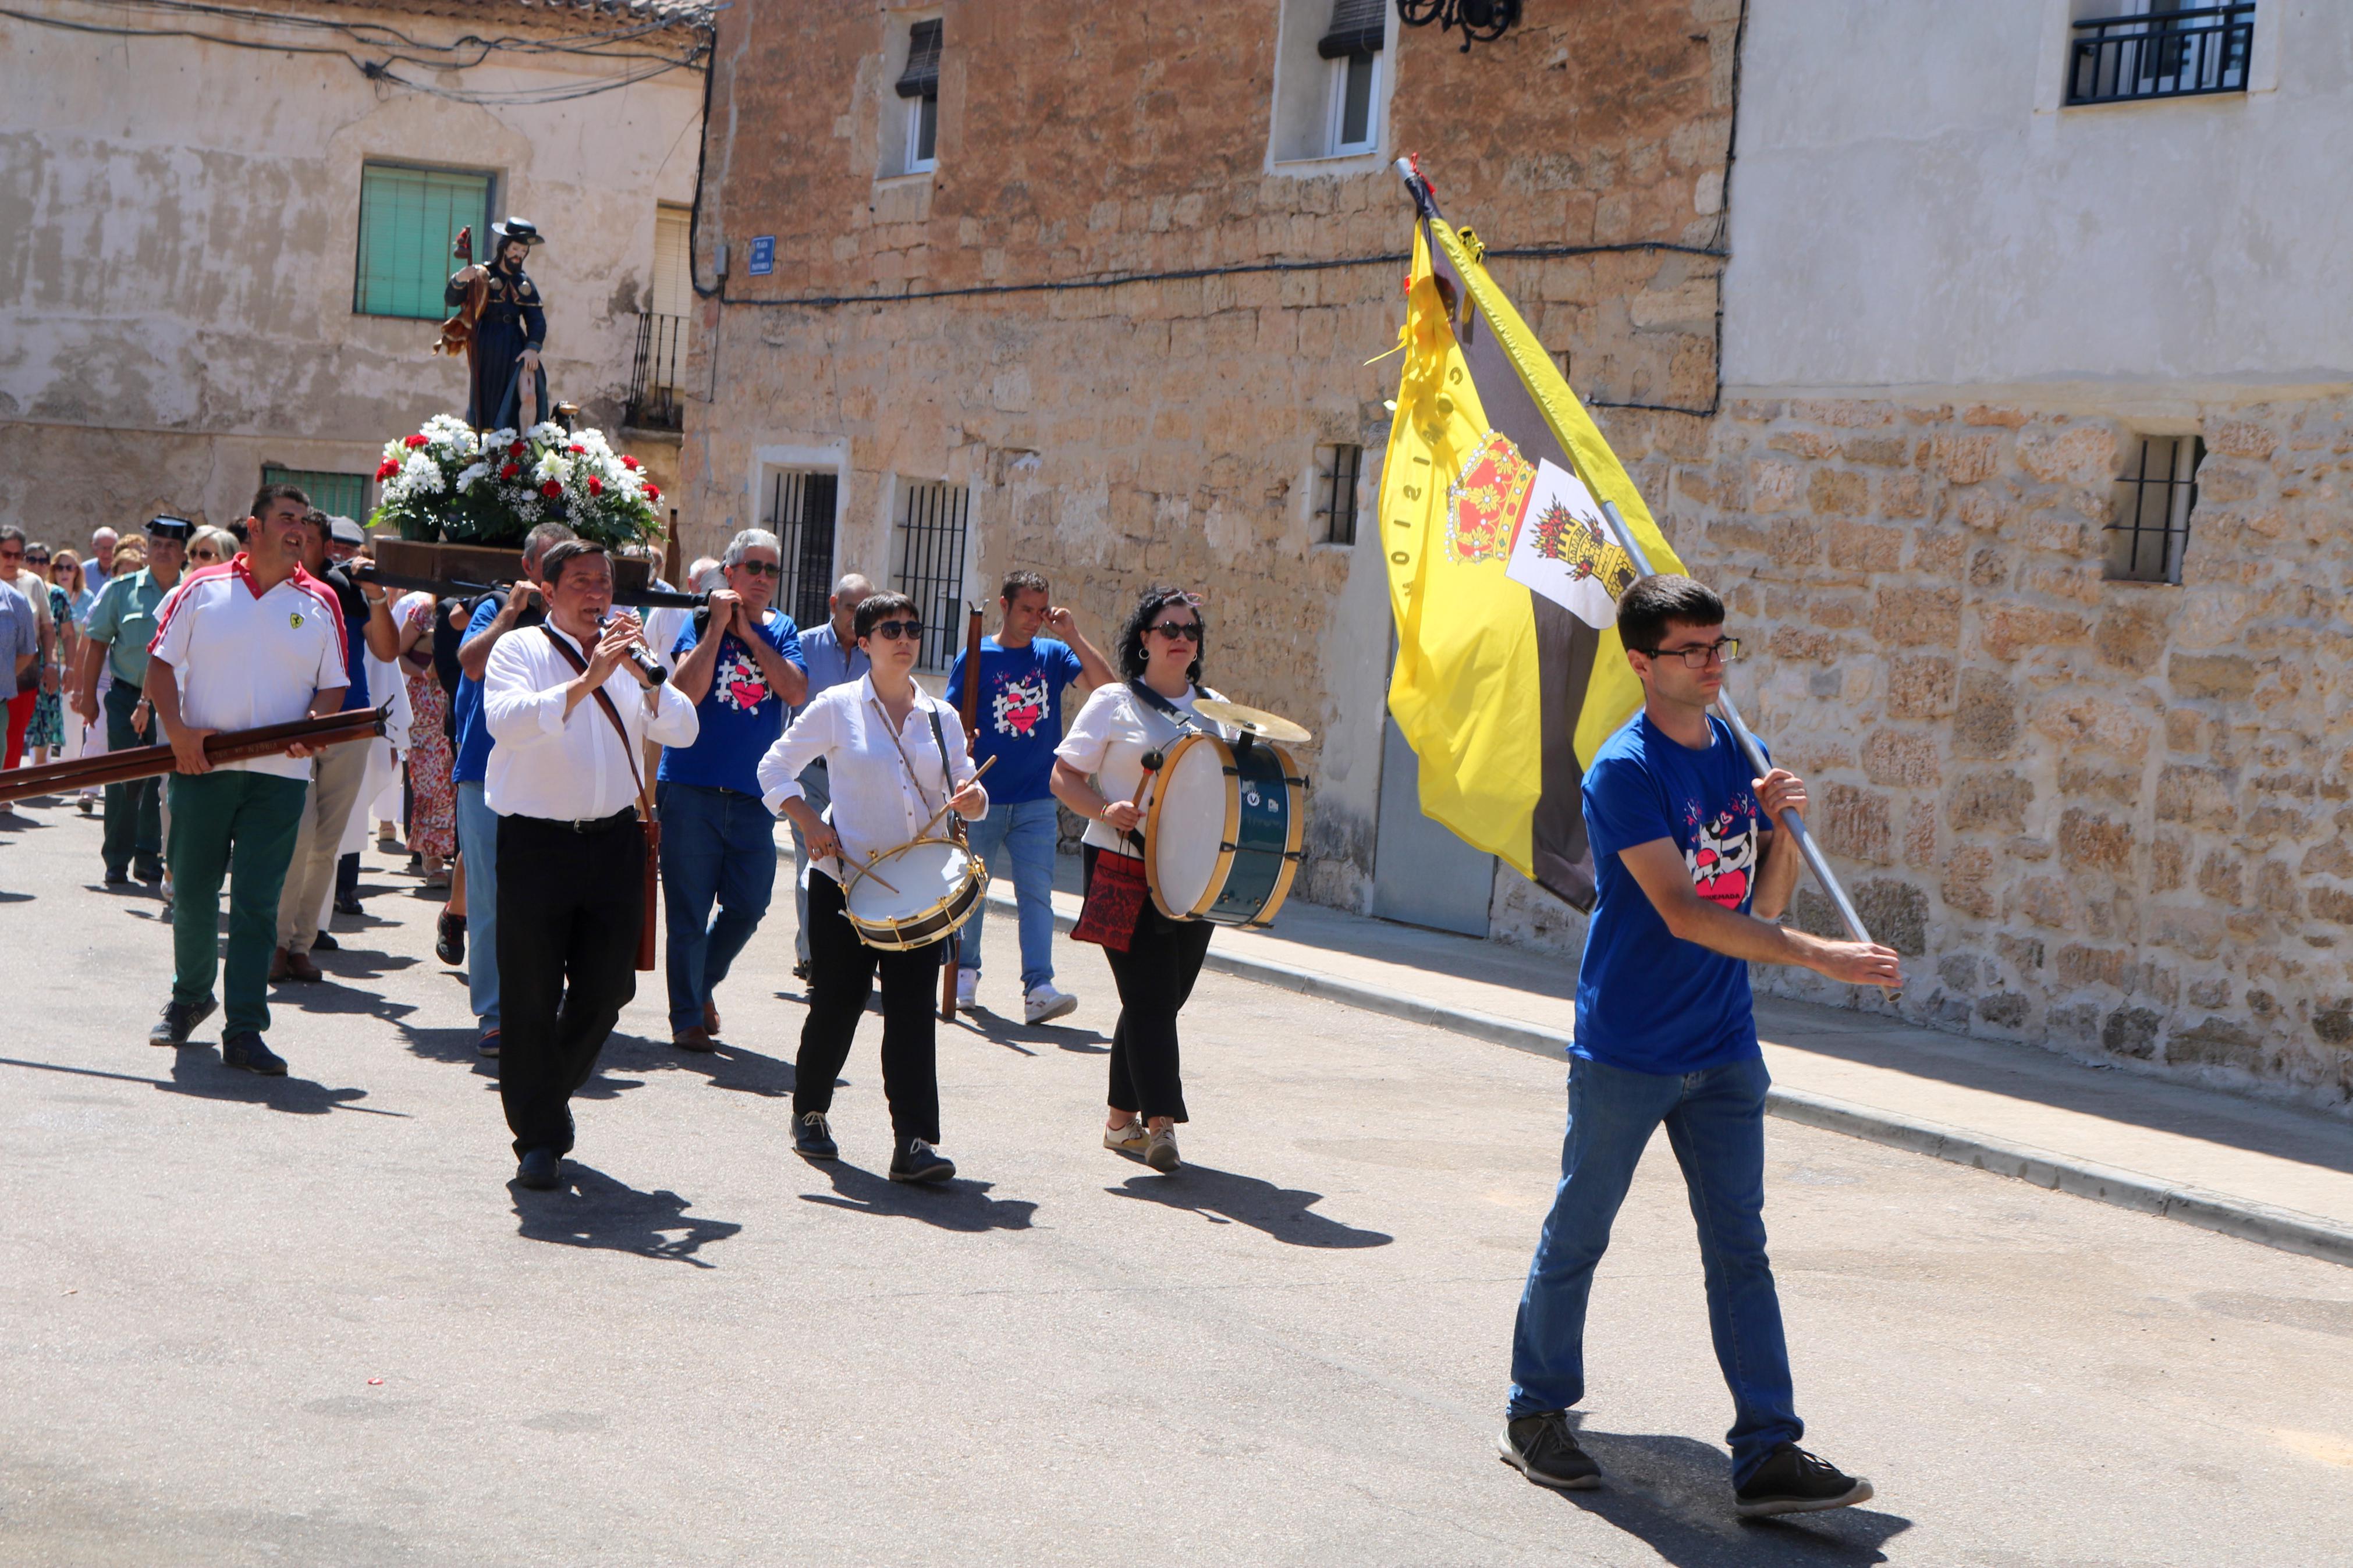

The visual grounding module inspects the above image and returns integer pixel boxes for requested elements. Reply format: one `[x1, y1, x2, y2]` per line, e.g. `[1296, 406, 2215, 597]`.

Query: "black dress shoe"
[103, 870, 132, 887]
[516, 1147, 563, 1190]
[148, 996, 216, 1047]
[221, 1031, 287, 1076]
[888, 1136, 955, 1184]
[333, 897, 365, 917]
[135, 862, 165, 885]
[435, 912, 467, 965]
[309, 930, 341, 952]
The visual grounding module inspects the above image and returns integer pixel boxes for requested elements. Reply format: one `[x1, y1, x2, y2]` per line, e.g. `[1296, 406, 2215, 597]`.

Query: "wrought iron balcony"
[2067, 4, 2253, 106]
[624, 311, 688, 431]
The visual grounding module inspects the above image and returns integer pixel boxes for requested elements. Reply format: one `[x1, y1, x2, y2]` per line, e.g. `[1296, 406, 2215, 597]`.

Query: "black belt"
[513, 806, 638, 835]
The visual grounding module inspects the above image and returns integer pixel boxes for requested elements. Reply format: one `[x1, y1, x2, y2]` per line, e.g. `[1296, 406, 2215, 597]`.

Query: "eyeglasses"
[868, 619, 923, 642]
[1148, 620, 1202, 642]
[733, 560, 782, 578]
[23, 555, 48, 567]
[1636, 637, 1741, 669]
[190, 548, 221, 563]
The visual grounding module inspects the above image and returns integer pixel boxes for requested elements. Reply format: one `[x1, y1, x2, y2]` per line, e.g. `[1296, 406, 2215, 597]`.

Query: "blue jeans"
[956, 796, 1059, 991]
[455, 780, 500, 1032]
[658, 781, 779, 1033]
[1508, 1053, 1800, 1484]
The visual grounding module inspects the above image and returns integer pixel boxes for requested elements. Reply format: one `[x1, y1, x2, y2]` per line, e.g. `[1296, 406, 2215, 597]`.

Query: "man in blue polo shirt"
[450, 520, 574, 1056]
[659, 528, 808, 1051]
[944, 570, 1115, 1023]
[1497, 574, 1903, 1519]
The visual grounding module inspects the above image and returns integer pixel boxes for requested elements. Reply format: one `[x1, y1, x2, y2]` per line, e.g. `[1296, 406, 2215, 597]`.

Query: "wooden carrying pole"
[0, 707, 387, 807]
[942, 602, 986, 1019]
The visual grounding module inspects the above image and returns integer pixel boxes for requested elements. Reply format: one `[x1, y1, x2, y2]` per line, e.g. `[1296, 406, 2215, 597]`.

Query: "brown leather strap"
[540, 625, 655, 821]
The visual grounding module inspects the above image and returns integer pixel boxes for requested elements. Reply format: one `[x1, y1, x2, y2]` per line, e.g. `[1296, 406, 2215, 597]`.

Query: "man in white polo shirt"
[144, 482, 350, 1075]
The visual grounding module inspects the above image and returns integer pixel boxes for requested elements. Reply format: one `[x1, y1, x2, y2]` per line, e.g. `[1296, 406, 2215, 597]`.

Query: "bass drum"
[842, 837, 985, 951]
[1143, 730, 1306, 926]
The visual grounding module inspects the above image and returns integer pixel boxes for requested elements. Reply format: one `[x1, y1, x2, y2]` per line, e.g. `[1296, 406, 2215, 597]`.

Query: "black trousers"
[797, 869, 941, 1145]
[1089, 847, 1214, 1123]
[496, 810, 643, 1158]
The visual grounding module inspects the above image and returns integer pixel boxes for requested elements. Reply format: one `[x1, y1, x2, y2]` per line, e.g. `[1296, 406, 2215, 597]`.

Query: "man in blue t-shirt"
[1499, 574, 1902, 1519]
[944, 570, 1115, 1023]
[658, 528, 808, 1050]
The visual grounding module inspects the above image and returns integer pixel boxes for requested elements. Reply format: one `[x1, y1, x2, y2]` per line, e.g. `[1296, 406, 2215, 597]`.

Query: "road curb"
[993, 890, 2353, 1268]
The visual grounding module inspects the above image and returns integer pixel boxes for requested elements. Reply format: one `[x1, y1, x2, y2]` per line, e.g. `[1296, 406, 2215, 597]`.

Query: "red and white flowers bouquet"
[372, 415, 663, 549]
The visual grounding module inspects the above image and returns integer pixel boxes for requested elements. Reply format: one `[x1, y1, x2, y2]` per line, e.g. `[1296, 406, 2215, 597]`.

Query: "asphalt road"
[2, 797, 2351, 1567]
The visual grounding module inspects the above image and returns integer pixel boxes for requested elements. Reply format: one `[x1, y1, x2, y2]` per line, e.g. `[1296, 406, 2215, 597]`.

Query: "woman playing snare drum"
[756, 591, 988, 1183]
[1050, 585, 1233, 1174]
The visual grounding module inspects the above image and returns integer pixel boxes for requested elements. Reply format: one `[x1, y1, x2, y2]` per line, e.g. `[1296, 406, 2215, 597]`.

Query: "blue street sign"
[747, 236, 775, 277]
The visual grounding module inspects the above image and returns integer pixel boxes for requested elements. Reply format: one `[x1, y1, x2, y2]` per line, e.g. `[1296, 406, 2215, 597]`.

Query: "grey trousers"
[789, 760, 831, 966]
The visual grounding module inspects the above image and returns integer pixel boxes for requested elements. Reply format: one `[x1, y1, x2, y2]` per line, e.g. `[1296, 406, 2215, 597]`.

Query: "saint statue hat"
[489, 217, 545, 248]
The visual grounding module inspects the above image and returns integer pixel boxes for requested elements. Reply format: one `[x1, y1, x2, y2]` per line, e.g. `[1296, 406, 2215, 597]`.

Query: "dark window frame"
[2104, 434, 2202, 585]
[762, 468, 840, 632]
[891, 478, 971, 673]
[1316, 443, 1363, 546]
[2065, 3, 2255, 107]
[352, 160, 497, 322]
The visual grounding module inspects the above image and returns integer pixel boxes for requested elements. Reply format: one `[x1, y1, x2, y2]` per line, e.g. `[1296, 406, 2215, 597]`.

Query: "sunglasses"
[23, 555, 47, 567]
[868, 618, 923, 642]
[733, 560, 782, 578]
[190, 547, 222, 562]
[1148, 620, 1202, 641]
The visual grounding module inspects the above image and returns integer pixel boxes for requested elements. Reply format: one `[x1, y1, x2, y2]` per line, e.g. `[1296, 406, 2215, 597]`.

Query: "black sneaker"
[435, 912, 466, 966]
[1734, 1443, 1873, 1517]
[148, 996, 215, 1047]
[1497, 1411, 1602, 1490]
[221, 1031, 287, 1076]
[793, 1112, 838, 1161]
[888, 1136, 954, 1184]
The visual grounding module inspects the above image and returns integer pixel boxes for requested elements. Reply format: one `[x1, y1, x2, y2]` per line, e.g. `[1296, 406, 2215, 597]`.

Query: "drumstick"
[849, 851, 901, 897]
[1120, 749, 1163, 853]
[911, 753, 996, 842]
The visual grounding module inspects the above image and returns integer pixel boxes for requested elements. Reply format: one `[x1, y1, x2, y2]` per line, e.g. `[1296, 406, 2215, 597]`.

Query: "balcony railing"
[624, 311, 688, 430]
[2067, 5, 2253, 106]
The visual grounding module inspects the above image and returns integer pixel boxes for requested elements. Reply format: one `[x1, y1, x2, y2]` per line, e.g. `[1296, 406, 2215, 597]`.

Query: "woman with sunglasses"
[1050, 585, 1231, 1174]
[185, 528, 237, 570]
[756, 591, 987, 1183]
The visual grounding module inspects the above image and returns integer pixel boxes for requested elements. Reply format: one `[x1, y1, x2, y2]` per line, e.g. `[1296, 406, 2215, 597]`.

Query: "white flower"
[400, 453, 445, 493]
[455, 462, 492, 492]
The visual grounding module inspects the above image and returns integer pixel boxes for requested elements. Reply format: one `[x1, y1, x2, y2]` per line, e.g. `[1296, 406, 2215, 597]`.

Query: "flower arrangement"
[370, 414, 664, 549]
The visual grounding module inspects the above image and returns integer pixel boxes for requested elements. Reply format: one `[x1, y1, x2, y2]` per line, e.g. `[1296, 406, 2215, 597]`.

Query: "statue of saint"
[443, 218, 550, 431]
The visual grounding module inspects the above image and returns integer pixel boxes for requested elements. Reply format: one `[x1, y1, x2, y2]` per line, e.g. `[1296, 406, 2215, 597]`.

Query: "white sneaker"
[955, 968, 978, 1008]
[1144, 1125, 1181, 1172]
[1025, 983, 1078, 1025]
[1103, 1119, 1149, 1154]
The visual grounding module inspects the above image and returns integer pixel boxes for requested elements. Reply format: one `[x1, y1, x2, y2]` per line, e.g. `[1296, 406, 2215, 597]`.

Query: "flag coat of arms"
[1379, 207, 1688, 911]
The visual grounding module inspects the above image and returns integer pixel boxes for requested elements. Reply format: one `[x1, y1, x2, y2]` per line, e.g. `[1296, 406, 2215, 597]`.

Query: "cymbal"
[1194, 699, 1312, 745]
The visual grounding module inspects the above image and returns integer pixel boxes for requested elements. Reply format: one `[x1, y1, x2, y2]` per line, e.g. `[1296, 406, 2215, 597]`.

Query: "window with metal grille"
[1316, 444, 1363, 546]
[353, 163, 495, 320]
[2104, 435, 2201, 584]
[262, 465, 372, 524]
[2066, 3, 2253, 106]
[896, 18, 942, 174]
[761, 469, 840, 632]
[890, 479, 970, 672]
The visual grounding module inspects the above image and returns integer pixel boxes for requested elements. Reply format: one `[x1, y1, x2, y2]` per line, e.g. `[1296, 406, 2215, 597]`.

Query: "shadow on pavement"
[953, 1009, 1110, 1057]
[800, 1160, 1038, 1232]
[394, 1022, 501, 1079]
[640, 1037, 800, 1099]
[1106, 1163, 1392, 1248]
[511, 1161, 740, 1267]
[1540, 1423, 1912, 1567]
[161, 1046, 404, 1117]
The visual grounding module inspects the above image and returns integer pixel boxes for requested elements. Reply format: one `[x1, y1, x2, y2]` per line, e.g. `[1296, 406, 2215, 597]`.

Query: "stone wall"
[1607, 396, 2353, 1108]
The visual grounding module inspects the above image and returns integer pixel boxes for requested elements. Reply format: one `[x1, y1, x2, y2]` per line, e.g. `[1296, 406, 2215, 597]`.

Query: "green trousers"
[168, 770, 308, 1036]
[102, 682, 163, 876]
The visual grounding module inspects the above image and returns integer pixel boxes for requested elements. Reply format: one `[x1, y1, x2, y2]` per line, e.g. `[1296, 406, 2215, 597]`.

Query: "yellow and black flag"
[1379, 166, 1688, 911]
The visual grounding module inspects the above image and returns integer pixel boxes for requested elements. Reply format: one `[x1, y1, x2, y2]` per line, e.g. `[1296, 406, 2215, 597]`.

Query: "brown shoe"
[673, 1025, 715, 1053]
[283, 948, 324, 983]
[269, 947, 291, 982]
[702, 1000, 722, 1037]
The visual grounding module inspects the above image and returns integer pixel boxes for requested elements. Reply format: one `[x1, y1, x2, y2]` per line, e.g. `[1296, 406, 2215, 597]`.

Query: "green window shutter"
[354, 163, 494, 321]
[261, 466, 372, 522]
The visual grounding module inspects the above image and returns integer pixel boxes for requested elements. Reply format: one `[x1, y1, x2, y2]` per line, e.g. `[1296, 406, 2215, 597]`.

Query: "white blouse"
[1055, 681, 1233, 858]
[756, 673, 986, 883]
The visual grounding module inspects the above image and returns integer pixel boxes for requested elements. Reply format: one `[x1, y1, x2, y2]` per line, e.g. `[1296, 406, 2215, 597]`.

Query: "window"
[761, 468, 840, 631]
[896, 18, 942, 175]
[1321, 0, 1386, 155]
[354, 163, 494, 320]
[2104, 435, 2201, 584]
[1316, 444, 1363, 546]
[262, 465, 371, 522]
[1270, 0, 1392, 166]
[2067, 2, 2253, 106]
[890, 478, 970, 672]
[627, 204, 694, 430]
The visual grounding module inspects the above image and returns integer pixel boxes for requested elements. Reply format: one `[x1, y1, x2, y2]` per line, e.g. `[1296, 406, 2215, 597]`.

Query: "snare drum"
[842, 837, 986, 951]
[1143, 730, 1306, 926]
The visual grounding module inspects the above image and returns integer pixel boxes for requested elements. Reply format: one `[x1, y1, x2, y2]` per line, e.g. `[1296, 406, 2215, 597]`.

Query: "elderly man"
[87, 527, 118, 593]
[271, 509, 398, 982]
[785, 571, 871, 979]
[73, 516, 190, 884]
[658, 529, 808, 1050]
[144, 485, 349, 1075]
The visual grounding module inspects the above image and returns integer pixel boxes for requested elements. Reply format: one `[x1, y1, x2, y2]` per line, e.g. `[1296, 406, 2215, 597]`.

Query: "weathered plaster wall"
[0, 0, 702, 539]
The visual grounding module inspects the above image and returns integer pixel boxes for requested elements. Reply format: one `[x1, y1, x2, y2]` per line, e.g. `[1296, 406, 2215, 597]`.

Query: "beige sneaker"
[1144, 1126, 1181, 1172]
[1103, 1119, 1149, 1155]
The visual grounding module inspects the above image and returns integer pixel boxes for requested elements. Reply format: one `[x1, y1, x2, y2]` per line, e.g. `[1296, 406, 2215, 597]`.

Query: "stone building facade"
[0, 0, 708, 541]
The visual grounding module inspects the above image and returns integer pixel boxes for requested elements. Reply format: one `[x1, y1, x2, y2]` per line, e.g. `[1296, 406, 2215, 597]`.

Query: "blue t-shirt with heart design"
[658, 608, 807, 794]
[945, 636, 1087, 805]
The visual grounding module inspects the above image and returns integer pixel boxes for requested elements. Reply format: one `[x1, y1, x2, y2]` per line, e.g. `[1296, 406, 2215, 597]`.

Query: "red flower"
[404, 433, 428, 449]
[568, 443, 585, 455]
[375, 460, 398, 481]
[587, 477, 604, 496]
[541, 481, 562, 499]
[644, 483, 661, 502]
[509, 442, 526, 458]
[500, 463, 520, 481]
[620, 455, 641, 471]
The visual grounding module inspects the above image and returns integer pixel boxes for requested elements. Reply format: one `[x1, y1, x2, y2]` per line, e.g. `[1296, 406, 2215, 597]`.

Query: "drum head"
[846, 838, 972, 925]
[1148, 733, 1232, 919]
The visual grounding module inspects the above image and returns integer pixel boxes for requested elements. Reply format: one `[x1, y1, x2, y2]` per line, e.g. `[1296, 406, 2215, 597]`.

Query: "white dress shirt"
[1056, 682, 1233, 858]
[756, 673, 986, 884]
[483, 621, 698, 820]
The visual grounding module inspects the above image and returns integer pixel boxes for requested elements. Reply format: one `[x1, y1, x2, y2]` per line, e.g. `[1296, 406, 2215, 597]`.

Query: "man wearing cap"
[73, 516, 190, 885]
[326, 515, 365, 564]
[144, 483, 350, 1075]
[447, 218, 548, 431]
[271, 509, 397, 982]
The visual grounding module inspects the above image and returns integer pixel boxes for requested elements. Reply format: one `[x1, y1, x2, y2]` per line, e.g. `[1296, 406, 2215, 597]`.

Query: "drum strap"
[869, 694, 964, 843]
[541, 625, 660, 972]
[1126, 678, 1212, 739]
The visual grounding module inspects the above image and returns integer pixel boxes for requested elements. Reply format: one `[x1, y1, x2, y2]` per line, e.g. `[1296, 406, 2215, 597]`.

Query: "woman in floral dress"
[396, 592, 456, 874]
